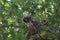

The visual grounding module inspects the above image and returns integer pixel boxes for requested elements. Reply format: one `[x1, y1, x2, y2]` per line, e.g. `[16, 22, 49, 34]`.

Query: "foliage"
[0, 0, 60, 40]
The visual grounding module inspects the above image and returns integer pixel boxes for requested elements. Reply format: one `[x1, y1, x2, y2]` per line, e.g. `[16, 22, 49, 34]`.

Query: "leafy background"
[0, 0, 60, 40]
